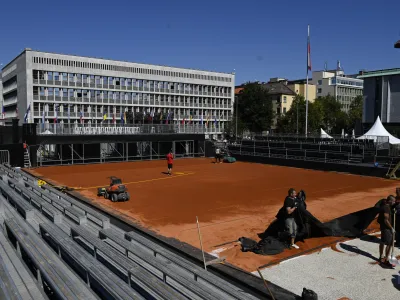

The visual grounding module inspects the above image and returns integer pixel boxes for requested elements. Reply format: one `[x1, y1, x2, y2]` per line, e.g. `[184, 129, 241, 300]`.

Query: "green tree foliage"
[276, 94, 355, 135]
[237, 83, 274, 133]
[348, 95, 363, 129]
[275, 94, 323, 134]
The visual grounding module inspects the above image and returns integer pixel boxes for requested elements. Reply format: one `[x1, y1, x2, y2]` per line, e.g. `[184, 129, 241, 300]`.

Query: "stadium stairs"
[0, 163, 280, 300]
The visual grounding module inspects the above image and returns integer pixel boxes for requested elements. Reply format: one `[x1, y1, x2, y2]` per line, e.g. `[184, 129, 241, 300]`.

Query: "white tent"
[320, 128, 333, 139]
[357, 116, 400, 145]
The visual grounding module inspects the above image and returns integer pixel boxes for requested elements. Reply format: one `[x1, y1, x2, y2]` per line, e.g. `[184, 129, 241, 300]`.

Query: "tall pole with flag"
[305, 24, 311, 136]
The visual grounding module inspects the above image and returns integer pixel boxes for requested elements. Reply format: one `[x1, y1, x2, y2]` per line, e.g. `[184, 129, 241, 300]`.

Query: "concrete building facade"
[0, 76, 3, 122]
[1, 49, 235, 135]
[358, 68, 400, 124]
[311, 67, 363, 112]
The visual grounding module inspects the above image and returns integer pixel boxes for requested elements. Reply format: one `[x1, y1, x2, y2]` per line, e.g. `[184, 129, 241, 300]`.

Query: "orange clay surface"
[28, 158, 398, 272]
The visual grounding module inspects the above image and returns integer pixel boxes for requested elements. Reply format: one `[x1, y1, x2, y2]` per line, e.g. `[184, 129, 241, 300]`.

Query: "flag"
[214, 116, 217, 126]
[201, 115, 204, 125]
[112, 112, 115, 124]
[54, 104, 58, 123]
[2, 106, 5, 119]
[80, 110, 83, 124]
[24, 104, 31, 123]
[124, 111, 127, 124]
[42, 109, 45, 124]
[166, 110, 170, 124]
[67, 104, 70, 121]
[120, 111, 124, 124]
[307, 24, 311, 73]
[189, 114, 193, 124]
[206, 114, 209, 126]
[103, 113, 107, 121]
[160, 112, 163, 121]
[181, 118, 185, 125]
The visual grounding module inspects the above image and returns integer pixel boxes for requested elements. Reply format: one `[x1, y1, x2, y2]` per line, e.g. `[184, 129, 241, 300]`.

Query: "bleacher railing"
[241, 135, 390, 148]
[36, 123, 209, 135]
[228, 136, 391, 165]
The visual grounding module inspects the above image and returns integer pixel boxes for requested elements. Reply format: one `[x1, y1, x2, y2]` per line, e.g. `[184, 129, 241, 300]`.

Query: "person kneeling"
[284, 188, 299, 249]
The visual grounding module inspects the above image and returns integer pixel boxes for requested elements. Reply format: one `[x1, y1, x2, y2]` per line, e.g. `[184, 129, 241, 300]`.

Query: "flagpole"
[305, 24, 310, 136]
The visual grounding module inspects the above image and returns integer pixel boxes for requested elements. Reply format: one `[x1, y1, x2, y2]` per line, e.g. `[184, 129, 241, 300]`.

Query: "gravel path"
[257, 233, 400, 300]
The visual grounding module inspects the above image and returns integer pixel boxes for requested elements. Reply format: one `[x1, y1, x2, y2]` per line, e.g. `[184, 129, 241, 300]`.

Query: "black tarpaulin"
[240, 196, 385, 255]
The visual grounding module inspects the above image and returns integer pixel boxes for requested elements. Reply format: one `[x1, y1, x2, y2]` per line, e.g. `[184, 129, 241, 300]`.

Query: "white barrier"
[72, 126, 142, 135]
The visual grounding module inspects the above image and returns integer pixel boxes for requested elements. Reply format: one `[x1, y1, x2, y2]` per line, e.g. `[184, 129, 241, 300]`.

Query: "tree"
[275, 95, 322, 134]
[237, 83, 274, 133]
[315, 95, 350, 134]
[348, 95, 363, 129]
[224, 117, 246, 139]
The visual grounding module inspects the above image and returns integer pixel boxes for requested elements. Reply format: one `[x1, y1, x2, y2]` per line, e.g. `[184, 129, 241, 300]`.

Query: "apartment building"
[1, 49, 235, 135]
[310, 64, 363, 112]
[286, 79, 316, 102]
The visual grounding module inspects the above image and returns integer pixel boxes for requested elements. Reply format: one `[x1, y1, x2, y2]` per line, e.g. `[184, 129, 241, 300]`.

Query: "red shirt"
[167, 153, 173, 164]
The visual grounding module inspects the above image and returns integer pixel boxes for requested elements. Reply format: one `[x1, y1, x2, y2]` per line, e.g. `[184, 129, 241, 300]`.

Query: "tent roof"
[320, 128, 333, 139]
[357, 116, 400, 144]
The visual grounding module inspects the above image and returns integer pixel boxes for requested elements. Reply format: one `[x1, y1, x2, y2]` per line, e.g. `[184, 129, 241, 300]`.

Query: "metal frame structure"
[0, 150, 10, 165]
[229, 137, 389, 165]
[36, 140, 206, 166]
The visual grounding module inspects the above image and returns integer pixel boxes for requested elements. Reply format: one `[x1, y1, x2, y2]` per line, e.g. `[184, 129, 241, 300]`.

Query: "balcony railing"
[2, 82, 18, 94]
[33, 80, 231, 98]
[31, 97, 232, 109]
[36, 123, 209, 135]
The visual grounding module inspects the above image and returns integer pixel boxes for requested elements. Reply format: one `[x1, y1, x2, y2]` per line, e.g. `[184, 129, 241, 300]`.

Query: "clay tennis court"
[28, 158, 398, 272]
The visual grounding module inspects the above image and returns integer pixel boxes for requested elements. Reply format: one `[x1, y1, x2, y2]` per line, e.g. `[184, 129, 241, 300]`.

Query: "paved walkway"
[257, 233, 400, 300]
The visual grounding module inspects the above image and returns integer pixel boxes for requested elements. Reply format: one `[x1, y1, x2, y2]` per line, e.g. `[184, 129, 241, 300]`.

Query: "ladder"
[386, 157, 400, 179]
[24, 147, 31, 168]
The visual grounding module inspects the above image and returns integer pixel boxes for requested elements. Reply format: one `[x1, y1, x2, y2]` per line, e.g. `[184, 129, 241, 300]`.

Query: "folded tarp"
[240, 193, 384, 255]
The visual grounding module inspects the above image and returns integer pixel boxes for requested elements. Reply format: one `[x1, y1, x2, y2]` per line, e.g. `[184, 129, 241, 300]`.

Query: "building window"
[318, 80, 322, 85]
[317, 88, 322, 94]
[283, 107, 287, 114]
[283, 96, 287, 103]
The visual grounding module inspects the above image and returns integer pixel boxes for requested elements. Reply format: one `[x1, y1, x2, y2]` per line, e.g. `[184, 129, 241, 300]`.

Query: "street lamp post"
[296, 90, 299, 135]
[235, 96, 238, 140]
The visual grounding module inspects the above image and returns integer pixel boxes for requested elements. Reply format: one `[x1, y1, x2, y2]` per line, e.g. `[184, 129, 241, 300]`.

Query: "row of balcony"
[32, 111, 229, 120]
[32, 95, 232, 108]
[3, 97, 18, 107]
[32, 79, 231, 97]
[2, 82, 18, 94]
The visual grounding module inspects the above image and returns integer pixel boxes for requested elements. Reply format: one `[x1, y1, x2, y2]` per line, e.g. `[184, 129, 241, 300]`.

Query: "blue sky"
[1, 0, 400, 85]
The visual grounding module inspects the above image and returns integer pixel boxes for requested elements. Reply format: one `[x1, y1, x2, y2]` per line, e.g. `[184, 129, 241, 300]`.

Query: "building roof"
[234, 82, 296, 96]
[234, 87, 244, 95]
[357, 68, 400, 78]
[263, 82, 296, 96]
[2, 48, 235, 76]
[286, 79, 315, 85]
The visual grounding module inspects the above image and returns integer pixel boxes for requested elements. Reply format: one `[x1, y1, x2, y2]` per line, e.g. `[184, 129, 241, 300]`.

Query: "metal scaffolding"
[36, 140, 206, 166]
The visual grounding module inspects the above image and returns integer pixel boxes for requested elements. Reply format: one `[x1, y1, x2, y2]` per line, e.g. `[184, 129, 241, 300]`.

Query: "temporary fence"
[228, 141, 385, 165]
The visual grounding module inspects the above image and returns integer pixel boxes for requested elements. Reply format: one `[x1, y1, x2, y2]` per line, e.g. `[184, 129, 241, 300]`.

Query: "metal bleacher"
[0, 164, 261, 300]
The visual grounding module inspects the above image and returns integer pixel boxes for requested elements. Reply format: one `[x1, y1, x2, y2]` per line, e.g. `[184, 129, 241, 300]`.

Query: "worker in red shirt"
[166, 150, 174, 176]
